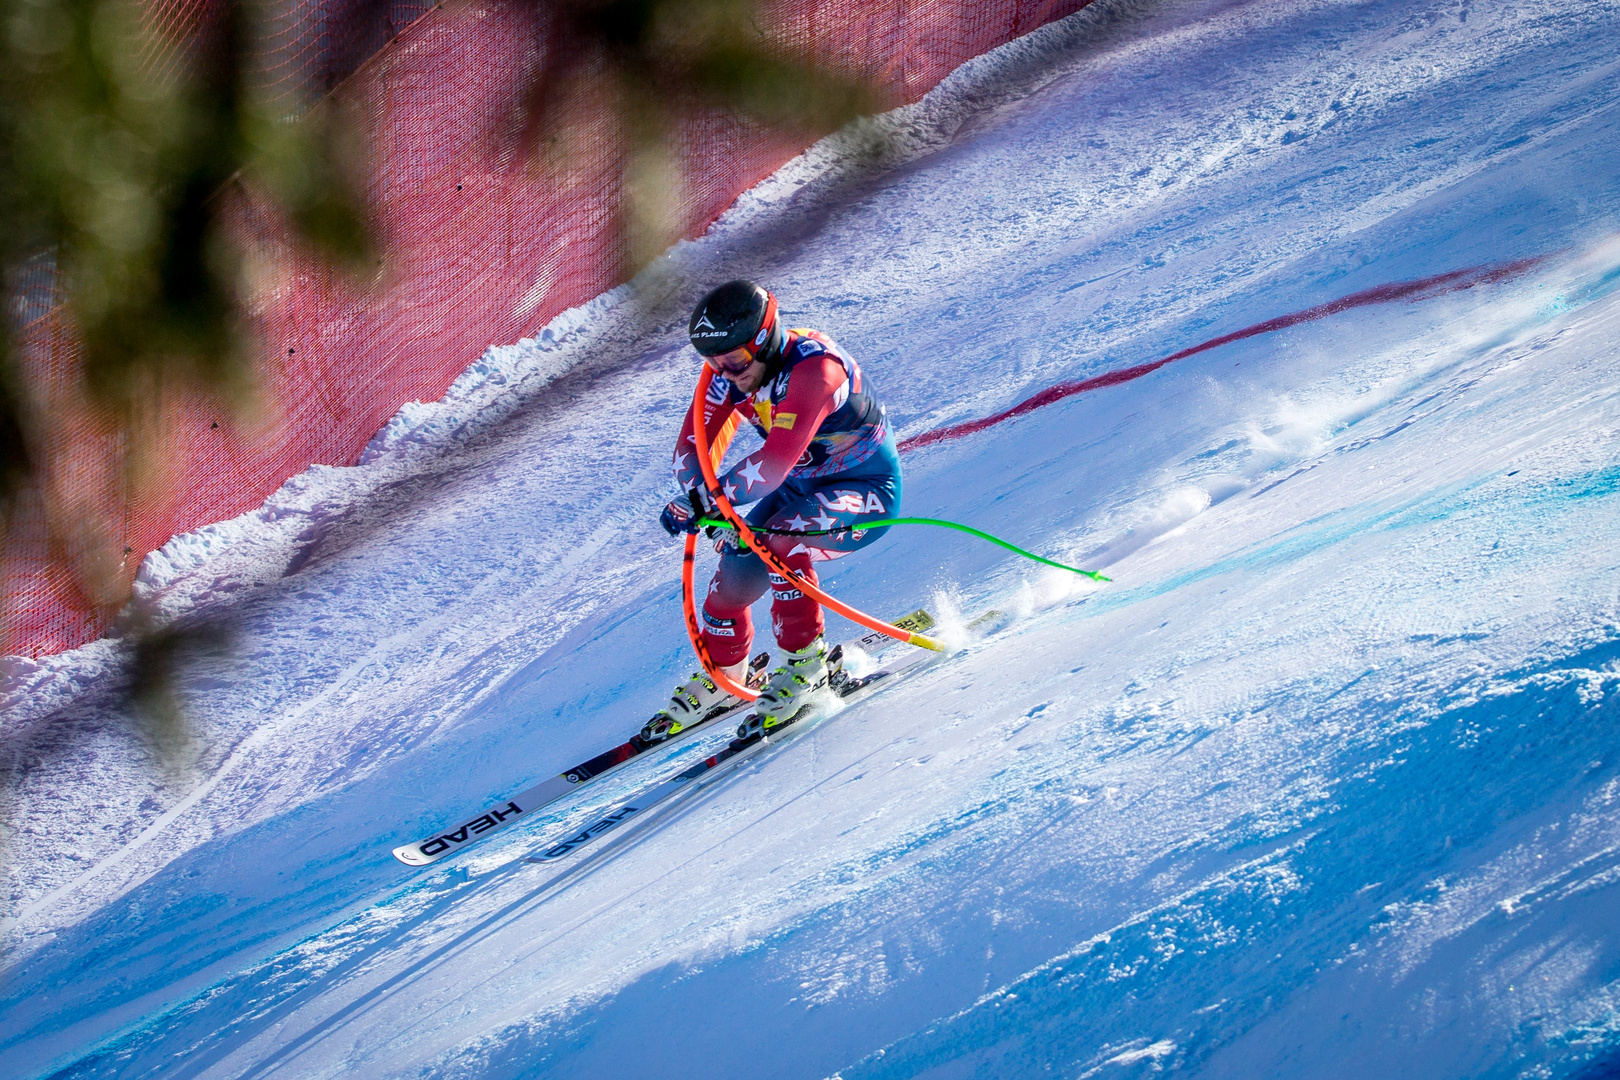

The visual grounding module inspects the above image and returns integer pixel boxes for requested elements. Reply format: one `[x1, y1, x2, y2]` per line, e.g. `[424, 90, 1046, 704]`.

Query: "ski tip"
[854, 608, 936, 652]
[393, 845, 435, 867]
[894, 609, 937, 633]
[965, 608, 1013, 638]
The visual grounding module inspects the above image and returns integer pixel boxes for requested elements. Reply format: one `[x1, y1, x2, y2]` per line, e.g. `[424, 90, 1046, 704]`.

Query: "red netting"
[3, 0, 1094, 658]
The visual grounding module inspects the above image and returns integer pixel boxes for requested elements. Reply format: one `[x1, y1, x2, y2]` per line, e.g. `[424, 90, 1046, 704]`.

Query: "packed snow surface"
[6, 0, 1620, 1076]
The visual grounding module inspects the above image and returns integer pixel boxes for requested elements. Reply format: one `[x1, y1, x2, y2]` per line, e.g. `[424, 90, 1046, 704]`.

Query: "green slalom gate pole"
[697, 515, 1111, 583]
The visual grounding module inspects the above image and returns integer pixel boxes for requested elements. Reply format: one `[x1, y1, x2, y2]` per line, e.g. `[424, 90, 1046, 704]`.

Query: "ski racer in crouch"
[648, 279, 900, 743]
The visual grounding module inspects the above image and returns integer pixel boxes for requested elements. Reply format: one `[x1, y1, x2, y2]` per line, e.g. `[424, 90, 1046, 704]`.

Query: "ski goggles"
[705, 343, 762, 376]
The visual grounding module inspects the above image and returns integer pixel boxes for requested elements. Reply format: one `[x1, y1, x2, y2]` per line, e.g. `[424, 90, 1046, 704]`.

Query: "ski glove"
[660, 488, 713, 537]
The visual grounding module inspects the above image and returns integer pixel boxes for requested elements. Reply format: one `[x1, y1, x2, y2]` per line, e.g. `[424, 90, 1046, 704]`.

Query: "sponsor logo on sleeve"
[774, 412, 797, 430]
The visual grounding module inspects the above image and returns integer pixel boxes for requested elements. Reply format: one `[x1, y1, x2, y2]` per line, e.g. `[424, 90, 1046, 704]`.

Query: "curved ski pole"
[688, 368, 945, 654]
[698, 516, 1110, 582]
[682, 413, 757, 700]
[681, 533, 759, 701]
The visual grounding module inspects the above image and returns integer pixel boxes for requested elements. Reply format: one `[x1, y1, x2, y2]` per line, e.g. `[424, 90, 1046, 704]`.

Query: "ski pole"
[698, 516, 1111, 582]
[681, 412, 758, 700]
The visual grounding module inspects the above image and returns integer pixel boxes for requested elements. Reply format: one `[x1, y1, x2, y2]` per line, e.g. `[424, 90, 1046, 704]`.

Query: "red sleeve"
[672, 383, 740, 491]
[717, 353, 844, 504]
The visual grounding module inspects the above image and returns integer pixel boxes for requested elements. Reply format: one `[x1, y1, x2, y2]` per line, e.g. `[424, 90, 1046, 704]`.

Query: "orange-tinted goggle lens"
[705, 343, 757, 376]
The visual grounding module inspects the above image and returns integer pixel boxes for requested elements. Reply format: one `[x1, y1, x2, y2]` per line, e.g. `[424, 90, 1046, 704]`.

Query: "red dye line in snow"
[897, 253, 1553, 453]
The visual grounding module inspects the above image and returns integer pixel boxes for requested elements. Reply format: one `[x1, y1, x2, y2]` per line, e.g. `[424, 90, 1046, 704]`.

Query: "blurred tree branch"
[1, 0, 875, 766]
[1, 0, 376, 600]
[2, 0, 378, 766]
[512, 0, 876, 264]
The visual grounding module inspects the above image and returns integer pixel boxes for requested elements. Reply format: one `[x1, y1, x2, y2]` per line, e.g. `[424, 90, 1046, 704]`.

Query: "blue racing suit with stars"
[673, 328, 901, 666]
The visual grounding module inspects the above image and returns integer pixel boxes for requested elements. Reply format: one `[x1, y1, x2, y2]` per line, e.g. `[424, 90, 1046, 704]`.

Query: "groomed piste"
[6, 0, 1620, 1076]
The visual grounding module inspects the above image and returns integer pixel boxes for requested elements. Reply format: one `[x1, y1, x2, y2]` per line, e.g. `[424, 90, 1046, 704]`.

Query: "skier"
[647, 279, 901, 742]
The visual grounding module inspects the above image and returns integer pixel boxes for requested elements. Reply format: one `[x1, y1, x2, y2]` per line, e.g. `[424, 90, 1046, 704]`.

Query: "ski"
[525, 645, 920, 862]
[526, 608, 1005, 865]
[526, 724, 782, 862]
[391, 609, 938, 866]
[390, 654, 768, 867]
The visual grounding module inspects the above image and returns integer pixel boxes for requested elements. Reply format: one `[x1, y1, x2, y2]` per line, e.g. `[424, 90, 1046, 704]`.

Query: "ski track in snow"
[6, 0, 1620, 1076]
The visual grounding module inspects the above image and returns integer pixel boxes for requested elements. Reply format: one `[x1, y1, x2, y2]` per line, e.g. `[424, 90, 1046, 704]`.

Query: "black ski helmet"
[688, 280, 783, 362]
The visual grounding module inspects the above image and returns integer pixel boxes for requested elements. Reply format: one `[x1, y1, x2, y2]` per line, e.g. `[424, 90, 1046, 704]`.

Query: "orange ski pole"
[680, 412, 758, 700]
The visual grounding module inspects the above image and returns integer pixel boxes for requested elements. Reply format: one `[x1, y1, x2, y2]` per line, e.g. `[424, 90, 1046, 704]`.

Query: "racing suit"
[673, 329, 901, 666]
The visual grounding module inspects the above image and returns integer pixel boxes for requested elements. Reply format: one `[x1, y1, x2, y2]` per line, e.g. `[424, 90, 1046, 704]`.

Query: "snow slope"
[6, 0, 1620, 1075]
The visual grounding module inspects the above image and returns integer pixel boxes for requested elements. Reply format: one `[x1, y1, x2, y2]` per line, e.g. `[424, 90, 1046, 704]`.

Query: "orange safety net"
[2, 0, 1094, 658]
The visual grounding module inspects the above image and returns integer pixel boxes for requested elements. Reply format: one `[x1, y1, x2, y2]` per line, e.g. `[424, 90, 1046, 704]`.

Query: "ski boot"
[639, 654, 768, 745]
[736, 637, 831, 740]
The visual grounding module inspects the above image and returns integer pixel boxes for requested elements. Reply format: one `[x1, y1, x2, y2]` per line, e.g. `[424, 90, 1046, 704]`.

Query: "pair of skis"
[391, 610, 939, 867]
[524, 630, 942, 863]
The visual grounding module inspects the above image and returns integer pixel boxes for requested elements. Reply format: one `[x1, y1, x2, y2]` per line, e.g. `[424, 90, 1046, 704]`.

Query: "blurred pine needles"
[1, 0, 872, 768]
